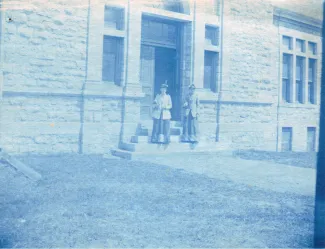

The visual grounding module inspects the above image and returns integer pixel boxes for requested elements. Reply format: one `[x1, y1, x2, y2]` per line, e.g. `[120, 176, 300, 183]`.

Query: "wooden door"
[140, 45, 155, 120]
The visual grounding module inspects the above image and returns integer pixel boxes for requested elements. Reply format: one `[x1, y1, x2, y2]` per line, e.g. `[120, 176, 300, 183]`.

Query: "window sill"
[103, 28, 125, 38]
[204, 44, 219, 52]
[196, 88, 219, 103]
[279, 101, 319, 109]
[84, 81, 123, 97]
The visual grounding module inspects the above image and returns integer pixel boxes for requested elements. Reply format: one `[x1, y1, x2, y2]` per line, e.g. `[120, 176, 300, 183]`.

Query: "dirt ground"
[0, 153, 315, 248]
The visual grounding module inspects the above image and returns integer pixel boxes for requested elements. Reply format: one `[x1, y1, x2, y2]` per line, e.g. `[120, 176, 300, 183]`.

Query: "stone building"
[0, 0, 322, 156]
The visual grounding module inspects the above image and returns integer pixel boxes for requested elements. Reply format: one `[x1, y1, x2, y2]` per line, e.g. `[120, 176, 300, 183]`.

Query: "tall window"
[102, 36, 123, 85]
[282, 54, 292, 102]
[308, 59, 316, 104]
[281, 35, 318, 105]
[204, 51, 218, 92]
[282, 127, 293, 152]
[307, 127, 316, 152]
[296, 56, 304, 103]
[204, 25, 220, 93]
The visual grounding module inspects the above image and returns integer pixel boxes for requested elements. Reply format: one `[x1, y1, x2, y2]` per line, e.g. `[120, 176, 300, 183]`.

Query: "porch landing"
[107, 121, 231, 160]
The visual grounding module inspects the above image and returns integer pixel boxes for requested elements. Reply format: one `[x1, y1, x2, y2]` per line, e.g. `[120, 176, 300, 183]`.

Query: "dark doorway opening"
[154, 47, 180, 121]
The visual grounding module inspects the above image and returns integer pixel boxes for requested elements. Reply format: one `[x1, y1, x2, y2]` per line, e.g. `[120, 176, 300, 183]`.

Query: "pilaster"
[124, 1, 143, 96]
[192, 1, 205, 89]
[87, 0, 105, 82]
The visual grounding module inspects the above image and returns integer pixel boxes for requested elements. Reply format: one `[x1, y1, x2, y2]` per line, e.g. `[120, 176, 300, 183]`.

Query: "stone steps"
[137, 127, 181, 136]
[110, 142, 231, 160]
[131, 135, 180, 143]
[108, 121, 230, 160]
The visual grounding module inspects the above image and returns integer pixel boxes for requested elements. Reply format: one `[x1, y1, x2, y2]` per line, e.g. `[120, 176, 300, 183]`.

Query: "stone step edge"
[109, 148, 233, 160]
[120, 141, 230, 152]
[131, 135, 180, 143]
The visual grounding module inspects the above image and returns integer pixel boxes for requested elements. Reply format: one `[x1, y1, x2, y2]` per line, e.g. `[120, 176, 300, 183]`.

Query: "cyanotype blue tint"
[0, 0, 323, 247]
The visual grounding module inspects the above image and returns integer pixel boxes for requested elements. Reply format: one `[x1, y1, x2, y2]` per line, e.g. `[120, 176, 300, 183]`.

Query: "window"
[296, 56, 304, 103]
[104, 6, 124, 30]
[296, 39, 305, 53]
[141, 19, 177, 47]
[164, 2, 182, 12]
[282, 36, 292, 50]
[204, 51, 218, 92]
[307, 127, 316, 152]
[281, 127, 292, 152]
[205, 26, 219, 46]
[308, 42, 317, 55]
[281, 35, 318, 105]
[308, 59, 316, 104]
[282, 54, 292, 102]
[102, 36, 123, 85]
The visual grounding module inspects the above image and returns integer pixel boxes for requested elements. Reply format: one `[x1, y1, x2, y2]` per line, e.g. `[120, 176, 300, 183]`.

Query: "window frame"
[102, 35, 124, 85]
[295, 56, 304, 103]
[308, 58, 317, 104]
[280, 33, 320, 105]
[308, 41, 317, 55]
[281, 127, 293, 152]
[204, 50, 219, 92]
[307, 127, 316, 152]
[296, 38, 305, 53]
[282, 53, 292, 103]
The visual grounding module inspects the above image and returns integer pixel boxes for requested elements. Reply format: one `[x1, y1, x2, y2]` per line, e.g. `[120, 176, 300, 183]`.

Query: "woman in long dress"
[182, 84, 200, 143]
[151, 83, 172, 144]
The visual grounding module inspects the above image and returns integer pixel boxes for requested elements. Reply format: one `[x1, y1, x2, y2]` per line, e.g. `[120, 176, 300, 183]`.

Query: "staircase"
[109, 121, 231, 160]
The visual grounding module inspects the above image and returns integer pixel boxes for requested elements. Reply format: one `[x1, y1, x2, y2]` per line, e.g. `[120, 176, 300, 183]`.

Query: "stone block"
[18, 26, 34, 38]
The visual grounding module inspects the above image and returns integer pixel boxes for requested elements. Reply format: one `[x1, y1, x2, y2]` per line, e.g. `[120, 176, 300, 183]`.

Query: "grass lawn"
[233, 150, 317, 169]
[0, 154, 314, 248]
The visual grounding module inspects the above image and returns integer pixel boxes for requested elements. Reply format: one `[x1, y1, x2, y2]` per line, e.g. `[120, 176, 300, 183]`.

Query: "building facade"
[0, 0, 322, 155]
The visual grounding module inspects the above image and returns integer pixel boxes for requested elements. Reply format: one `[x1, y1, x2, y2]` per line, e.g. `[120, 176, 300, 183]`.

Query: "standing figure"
[151, 83, 172, 144]
[182, 84, 200, 143]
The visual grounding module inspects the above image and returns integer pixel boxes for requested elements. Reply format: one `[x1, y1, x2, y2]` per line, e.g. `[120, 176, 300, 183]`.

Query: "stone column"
[124, 0, 143, 96]
[192, 0, 205, 89]
[180, 22, 193, 118]
[87, 0, 105, 83]
[120, 0, 144, 143]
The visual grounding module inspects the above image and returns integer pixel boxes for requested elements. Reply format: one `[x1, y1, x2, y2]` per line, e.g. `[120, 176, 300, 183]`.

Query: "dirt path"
[135, 153, 316, 196]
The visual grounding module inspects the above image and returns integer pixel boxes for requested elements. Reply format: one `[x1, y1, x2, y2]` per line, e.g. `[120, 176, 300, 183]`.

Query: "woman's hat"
[189, 84, 196, 89]
[161, 81, 168, 89]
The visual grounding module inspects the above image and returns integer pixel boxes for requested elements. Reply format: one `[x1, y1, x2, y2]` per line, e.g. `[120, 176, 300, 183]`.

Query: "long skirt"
[182, 111, 199, 143]
[151, 114, 171, 144]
